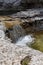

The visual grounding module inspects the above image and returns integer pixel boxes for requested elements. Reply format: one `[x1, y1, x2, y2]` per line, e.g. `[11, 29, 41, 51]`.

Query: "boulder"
[0, 38, 43, 65]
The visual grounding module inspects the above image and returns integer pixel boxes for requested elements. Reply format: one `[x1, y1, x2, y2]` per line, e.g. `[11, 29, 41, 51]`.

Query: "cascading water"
[5, 24, 34, 46]
[9, 25, 26, 43]
[0, 22, 5, 40]
[16, 35, 34, 46]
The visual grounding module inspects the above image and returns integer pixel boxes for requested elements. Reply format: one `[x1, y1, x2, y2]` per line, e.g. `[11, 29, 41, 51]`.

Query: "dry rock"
[0, 38, 43, 65]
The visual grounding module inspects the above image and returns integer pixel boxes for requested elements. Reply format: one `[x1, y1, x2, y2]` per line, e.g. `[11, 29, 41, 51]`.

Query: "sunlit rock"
[0, 30, 5, 40]
[0, 38, 43, 65]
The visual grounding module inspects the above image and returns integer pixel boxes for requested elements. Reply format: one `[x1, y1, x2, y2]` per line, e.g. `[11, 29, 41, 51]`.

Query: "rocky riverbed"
[0, 15, 43, 65]
[0, 0, 43, 65]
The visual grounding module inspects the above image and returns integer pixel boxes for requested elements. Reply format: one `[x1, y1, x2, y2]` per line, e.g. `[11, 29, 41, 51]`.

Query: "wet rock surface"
[10, 8, 43, 32]
[0, 0, 43, 65]
[0, 0, 43, 14]
[9, 25, 26, 43]
[11, 9, 40, 18]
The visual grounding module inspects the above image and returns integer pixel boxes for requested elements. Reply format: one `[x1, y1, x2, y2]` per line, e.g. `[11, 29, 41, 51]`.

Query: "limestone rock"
[0, 38, 43, 65]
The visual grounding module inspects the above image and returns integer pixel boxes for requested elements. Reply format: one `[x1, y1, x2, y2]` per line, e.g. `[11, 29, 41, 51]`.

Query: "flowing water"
[0, 16, 43, 52]
[0, 30, 5, 39]
[9, 25, 26, 43]
[15, 28, 43, 52]
[30, 31, 43, 52]
[16, 35, 34, 46]
[8, 24, 35, 46]
[15, 30, 43, 52]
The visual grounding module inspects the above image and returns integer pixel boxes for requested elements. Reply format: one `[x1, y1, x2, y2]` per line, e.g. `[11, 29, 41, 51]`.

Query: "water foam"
[16, 35, 34, 46]
[0, 30, 5, 40]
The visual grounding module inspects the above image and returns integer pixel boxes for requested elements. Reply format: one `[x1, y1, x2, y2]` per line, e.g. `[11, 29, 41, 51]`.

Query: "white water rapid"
[16, 35, 34, 46]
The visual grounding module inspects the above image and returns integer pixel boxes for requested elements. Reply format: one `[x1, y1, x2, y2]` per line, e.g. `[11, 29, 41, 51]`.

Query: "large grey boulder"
[0, 38, 43, 65]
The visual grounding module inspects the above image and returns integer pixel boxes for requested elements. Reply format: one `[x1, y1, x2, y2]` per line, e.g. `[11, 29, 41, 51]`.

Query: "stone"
[0, 30, 5, 40]
[4, 19, 21, 29]
[0, 0, 43, 14]
[0, 38, 43, 65]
